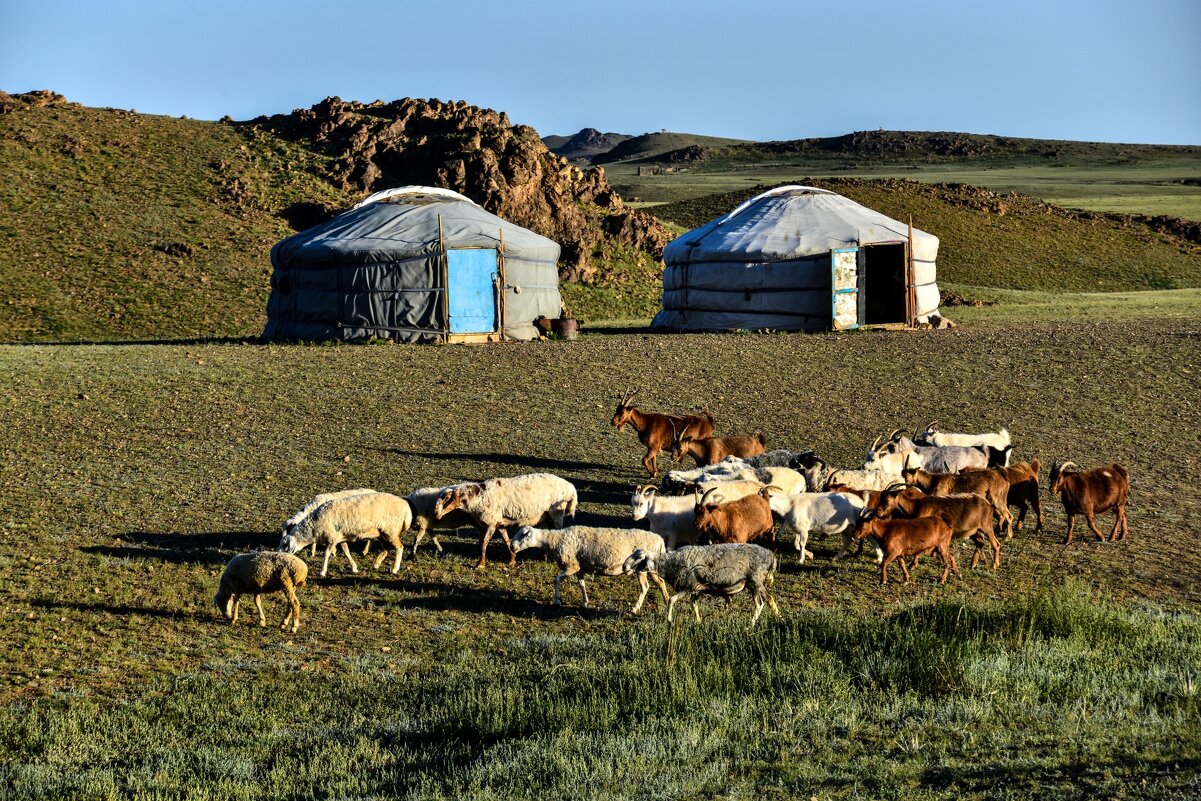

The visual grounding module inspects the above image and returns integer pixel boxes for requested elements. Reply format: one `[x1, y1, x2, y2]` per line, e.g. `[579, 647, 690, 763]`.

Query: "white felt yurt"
[653, 185, 940, 332]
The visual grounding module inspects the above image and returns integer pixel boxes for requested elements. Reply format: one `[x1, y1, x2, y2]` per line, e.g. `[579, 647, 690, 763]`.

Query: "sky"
[2, 0, 1199, 145]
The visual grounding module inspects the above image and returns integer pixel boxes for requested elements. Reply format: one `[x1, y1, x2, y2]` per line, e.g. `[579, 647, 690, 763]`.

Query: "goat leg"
[1084, 513, 1107, 542]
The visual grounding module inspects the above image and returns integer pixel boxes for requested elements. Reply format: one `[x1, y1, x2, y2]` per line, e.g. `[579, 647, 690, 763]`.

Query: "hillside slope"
[542, 127, 632, 161]
[0, 92, 669, 341]
[592, 131, 750, 164]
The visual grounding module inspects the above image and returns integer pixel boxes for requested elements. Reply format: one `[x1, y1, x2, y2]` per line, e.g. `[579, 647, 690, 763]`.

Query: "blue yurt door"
[447, 249, 499, 334]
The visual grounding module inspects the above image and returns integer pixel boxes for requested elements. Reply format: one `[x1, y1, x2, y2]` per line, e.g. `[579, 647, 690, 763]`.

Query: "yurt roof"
[664, 185, 939, 264]
[273, 186, 560, 268]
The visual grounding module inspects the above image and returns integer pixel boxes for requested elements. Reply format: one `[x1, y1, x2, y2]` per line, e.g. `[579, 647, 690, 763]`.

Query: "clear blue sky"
[2, 0, 1199, 144]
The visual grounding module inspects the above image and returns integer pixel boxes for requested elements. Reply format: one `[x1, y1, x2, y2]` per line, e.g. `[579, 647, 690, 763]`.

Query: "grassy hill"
[1, 93, 1199, 340]
[0, 93, 351, 341]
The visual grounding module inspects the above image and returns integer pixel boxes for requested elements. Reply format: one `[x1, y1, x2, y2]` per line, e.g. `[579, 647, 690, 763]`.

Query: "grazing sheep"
[623, 543, 781, 625]
[511, 525, 669, 613]
[279, 488, 377, 557]
[214, 551, 308, 632]
[404, 484, 481, 556]
[281, 492, 413, 577]
[434, 473, 578, 569]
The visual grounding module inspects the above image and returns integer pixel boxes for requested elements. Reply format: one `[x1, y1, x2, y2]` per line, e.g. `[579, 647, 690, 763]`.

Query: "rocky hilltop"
[254, 98, 667, 282]
[543, 127, 633, 162]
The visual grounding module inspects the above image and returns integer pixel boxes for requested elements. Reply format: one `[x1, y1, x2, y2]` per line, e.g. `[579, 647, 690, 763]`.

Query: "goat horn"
[1059, 461, 1079, 473]
[884, 481, 909, 493]
[927, 420, 938, 431]
[699, 487, 721, 505]
[870, 434, 883, 451]
[887, 427, 905, 442]
[641, 485, 657, 497]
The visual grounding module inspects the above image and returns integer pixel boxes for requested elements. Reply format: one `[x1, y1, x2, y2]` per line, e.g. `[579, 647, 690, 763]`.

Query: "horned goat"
[671, 430, 767, 467]
[281, 492, 413, 577]
[623, 543, 781, 625]
[873, 487, 1002, 570]
[764, 488, 869, 564]
[1048, 461, 1130, 544]
[964, 460, 1043, 532]
[864, 429, 990, 474]
[693, 486, 776, 550]
[854, 517, 959, 585]
[511, 525, 669, 613]
[434, 473, 578, 568]
[611, 388, 716, 475]
[901, 457, 1015, 538]
[914, 421, 1013, 465]
[214, 551, 308, 632]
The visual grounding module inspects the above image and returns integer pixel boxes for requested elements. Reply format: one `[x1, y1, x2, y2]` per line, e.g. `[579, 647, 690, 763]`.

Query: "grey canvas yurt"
[263, 187, 562, 343]
[653, 185, 940, 332]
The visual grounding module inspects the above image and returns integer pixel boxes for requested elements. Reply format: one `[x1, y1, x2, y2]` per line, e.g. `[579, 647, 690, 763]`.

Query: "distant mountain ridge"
[542, 128, 632, 161]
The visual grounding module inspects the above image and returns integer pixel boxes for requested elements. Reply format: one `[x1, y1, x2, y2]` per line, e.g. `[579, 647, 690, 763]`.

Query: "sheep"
[671, 430, 767, 467]
[404, 484, 482, 557]
[510, 525, 670, 613]
[434, 473, 578, 569]
[1048, 461, 1130, 544]
[612, 388, 716, 475]
[281, 492, 413, 577]
[914, 421, 1013, 464]
[693, 486, 776, 550]
[742, 449, 813, 469]
[279, 488, 377, 557]
[764, 488, 869, 564]
[661, 459, 761, 495]
[214, 551, 308, 632]
[853, 517, 959, 585]
[622, 543, 781, 625]
[821, 468, 902, 493]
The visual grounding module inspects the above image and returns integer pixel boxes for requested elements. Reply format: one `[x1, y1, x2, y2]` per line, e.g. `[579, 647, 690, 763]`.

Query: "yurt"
[653, 185, 940, 332]
[263, 187, 563, 343]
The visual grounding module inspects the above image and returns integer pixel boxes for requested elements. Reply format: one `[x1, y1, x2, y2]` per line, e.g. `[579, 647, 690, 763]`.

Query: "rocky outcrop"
[0, 90, 70, 114]
[253, 97, 668, 282]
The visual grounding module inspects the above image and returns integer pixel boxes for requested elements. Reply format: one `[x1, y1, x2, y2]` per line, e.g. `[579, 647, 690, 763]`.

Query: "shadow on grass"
[382, 450, 621, 476]
[31, 597, 209, 621]
[81, 530, 277, 565]
[919, 753, 1201, 794]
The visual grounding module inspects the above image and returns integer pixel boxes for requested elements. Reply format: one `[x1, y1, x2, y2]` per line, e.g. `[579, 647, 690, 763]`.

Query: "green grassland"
[1, 318, 1199, 798]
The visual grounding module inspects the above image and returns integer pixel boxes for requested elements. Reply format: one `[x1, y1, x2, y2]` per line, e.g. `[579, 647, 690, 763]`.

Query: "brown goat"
[672, 431, 767, 467]
[1049, 461, 1129, 544]
[611, 389, 716, 475]
[876, 487, 1002, 570]
[964, 459, 1043, 532]
[854, 516, 959, 585]
[693, 486, 777, 550]
[902, 459, 1015, 538]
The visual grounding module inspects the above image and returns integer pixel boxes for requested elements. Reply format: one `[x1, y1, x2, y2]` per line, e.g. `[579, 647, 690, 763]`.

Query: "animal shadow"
[82, 530, 277, 566]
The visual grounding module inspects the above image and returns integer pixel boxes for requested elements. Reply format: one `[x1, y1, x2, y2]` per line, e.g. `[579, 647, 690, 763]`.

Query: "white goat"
[765, 489, 870, 564]
[631, 485, 703, 550]
[434, 473, 578, 569]
[822, 468, 903, 492]
[281, 492, 412, 577]
[914, 422, 1013, 466]
[511, 525, 669, 613]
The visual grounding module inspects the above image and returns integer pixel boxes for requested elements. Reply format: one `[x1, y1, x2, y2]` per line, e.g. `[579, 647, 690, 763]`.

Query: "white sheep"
[623, 543, 781, 625]
[279, 488, 378, 557]
[765, 489, 869, 564]
[404, 484, 481, 557]
[214, 551, 308, 632]
[823, 468, 903, 492]
[281, 492, 413, 577]
[434, 473, 578, 569]
[510, 525, 669, 613]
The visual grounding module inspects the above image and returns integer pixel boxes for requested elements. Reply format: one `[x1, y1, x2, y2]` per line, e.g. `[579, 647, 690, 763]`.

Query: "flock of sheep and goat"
[214, 389, 1131, 633]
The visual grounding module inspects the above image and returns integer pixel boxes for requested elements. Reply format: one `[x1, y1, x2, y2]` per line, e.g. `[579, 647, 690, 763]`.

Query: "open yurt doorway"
[861, 243, 908, 326]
